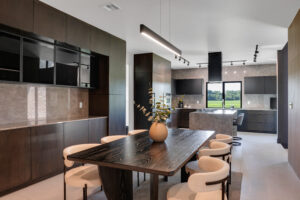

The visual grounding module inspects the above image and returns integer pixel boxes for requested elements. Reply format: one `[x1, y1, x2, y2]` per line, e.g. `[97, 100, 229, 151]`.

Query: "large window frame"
[206, 81, 242, 108]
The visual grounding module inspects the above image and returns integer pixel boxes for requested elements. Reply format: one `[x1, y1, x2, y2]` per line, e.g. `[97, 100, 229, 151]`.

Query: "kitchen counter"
[189, 109, 237, 136]
[0, 116, 108, 131]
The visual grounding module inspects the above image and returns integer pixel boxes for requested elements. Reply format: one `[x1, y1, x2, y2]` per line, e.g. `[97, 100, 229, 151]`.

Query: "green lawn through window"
[207, 100, 241, 108]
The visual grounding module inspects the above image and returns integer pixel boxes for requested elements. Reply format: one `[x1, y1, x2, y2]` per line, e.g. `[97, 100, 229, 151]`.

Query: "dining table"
[68, 128, 215, 200]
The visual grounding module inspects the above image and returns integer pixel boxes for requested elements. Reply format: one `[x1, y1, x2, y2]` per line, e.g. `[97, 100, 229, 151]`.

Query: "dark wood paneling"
[176, 109, 197, 128]
[134, 53, 171, 130]
[109, 94, 126, 135]
[277, 43, 288, 148]
[66, 16, 90, 49]
[288, 10, 300, 179]
[33, 1, 66, 42]
[0, 128, 31, 193]
[109, 37, 126, 95]
[64, 120, 89, 148]
[244, 77, 265, 94]
[90, 27, 110, 56]
[31, 124, 64, 180]
[0, 0, 34, 32]
[88, 117, 108, 143]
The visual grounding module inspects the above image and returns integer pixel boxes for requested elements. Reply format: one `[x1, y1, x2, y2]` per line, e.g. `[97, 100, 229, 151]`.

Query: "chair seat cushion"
[185, 160, 206, 175]
[65, 165, 101, 188]
[167, 183, 227, 200]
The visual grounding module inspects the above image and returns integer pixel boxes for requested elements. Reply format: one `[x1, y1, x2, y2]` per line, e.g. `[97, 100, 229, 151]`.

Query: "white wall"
[126, 52, 134, 131]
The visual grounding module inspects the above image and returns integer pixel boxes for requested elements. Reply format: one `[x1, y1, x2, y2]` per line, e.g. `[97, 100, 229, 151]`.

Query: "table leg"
[150, 174, 159, 200]
[98, 166, 133, 200]
[181, 154, 198, 182]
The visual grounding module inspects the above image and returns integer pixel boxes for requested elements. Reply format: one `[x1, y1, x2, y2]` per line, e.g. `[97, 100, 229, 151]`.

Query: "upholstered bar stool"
[211, 134, 233, 145]
[100, 135, 127, 144]
[167, 156, 229, 200]
[128, 129, 148, 136]
[63, 144, 102, 200]
[232, 113, 245, 146]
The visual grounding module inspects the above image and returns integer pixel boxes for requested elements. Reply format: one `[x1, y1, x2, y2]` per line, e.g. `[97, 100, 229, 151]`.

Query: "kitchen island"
[189, 109, 237, 136]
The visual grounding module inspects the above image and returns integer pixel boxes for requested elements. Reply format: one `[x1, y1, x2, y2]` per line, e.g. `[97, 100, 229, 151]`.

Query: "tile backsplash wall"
[172, 64, 277, 109]
[0, 83, 89, 125]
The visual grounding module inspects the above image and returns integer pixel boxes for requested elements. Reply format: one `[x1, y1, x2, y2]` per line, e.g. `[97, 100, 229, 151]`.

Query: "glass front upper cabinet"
[23, 38, 54, 84]
[0, 32, 20, 81]
[56, 46, 80, 86]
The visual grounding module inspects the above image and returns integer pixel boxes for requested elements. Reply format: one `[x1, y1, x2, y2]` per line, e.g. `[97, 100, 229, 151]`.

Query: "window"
[206, 81, 242, 108]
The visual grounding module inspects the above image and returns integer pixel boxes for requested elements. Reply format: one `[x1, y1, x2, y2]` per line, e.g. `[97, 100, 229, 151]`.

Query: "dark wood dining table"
[68, 129, 215, 200]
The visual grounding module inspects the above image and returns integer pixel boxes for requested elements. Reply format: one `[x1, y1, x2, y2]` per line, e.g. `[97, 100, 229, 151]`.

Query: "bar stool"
[167, 156, 229, 200]
[128, 129, 148, 136]
[63, 143, 102, 200]
[232, 113, 245, 146]
[100, 135, 127, 144]
[211, 134, 233, 145]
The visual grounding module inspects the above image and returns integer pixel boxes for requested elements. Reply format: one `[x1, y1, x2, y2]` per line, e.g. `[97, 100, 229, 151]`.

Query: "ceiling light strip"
[140, 24, 182, 56]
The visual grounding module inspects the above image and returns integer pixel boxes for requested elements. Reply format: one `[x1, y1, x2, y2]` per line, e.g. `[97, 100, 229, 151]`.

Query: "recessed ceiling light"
[103, 3, 120, 11]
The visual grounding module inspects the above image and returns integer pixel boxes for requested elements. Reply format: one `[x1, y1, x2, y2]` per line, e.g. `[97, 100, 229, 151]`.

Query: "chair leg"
[137, 172, 140, 187]
[100, 185, 103, 191]
[64, 166, 66, 200]
[83, 184, 87, 200]
[64, 179, 66, 200]
[144, 172, 146, 181]
[164, 176, 168, 182]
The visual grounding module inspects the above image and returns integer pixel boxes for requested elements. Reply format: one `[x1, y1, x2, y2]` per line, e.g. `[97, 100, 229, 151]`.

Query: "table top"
[68, 129, 215, 176]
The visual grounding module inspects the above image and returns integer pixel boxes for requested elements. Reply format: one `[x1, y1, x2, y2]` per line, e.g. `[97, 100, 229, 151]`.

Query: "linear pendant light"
[140, 24, 182, 56]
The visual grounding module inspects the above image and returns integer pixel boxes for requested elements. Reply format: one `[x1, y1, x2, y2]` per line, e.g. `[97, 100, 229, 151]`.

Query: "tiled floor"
[1, 132, 300, 200]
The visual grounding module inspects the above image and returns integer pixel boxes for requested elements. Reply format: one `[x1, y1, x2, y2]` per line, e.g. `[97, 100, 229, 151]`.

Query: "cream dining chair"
[63, 143, 102, 200]
[167, 156, 229, 200]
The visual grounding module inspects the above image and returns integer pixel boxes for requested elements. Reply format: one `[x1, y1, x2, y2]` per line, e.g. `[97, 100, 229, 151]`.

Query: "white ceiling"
[41, 0, 299, 69]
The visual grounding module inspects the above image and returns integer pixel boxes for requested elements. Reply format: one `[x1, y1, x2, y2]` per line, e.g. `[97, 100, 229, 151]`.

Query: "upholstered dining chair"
[100, 135, 127, 144]
[128, 129, 148, 136]
[167, 156, 229, 200]
[63, 143, 102, 200]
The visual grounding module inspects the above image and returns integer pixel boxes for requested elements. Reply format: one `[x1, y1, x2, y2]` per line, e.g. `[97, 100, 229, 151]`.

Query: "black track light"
[231, 61, 233, 66]
[175, 55, 177, 59]
[179, 57, 181, 61]
[243, 61, 245, 65]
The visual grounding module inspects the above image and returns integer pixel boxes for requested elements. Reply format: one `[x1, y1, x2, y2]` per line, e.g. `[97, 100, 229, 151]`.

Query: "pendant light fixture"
[140, 24, 182, 56]
[140, 0, 182, 56]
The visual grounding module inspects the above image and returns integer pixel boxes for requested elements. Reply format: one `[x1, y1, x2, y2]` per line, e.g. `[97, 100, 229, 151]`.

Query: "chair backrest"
[188, 156, 229, 193]
[63, 143, 100, 167]
[212, 134, 233, 144]
[236, 113, 245, 126]
[128, 129, 147, 136]
[199, 141, 231, 160]
[100, 135, 127, 144]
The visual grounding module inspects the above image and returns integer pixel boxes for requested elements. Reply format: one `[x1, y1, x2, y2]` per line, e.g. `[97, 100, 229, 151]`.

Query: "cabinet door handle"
[289, 102, 293, 109]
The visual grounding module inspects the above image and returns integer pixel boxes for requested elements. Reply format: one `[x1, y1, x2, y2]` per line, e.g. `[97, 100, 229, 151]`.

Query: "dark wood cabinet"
[66, 16, 90, 49]
[264, 76, 277, 94]
[134, 53, 171, 129]
[33, 1, 66, 42]
[88, 117, 108, 143]
[176, 109, 197, 128]
[109, 94, 126, 135]
[30, 124, 64, 181]
[237, 110, 277, 133]
[64, 120, 89, 148]
[244, 76, 265, 94]
[109, 37, 126, 95]
[0, 0, 34, 32]
[244, 76, 276, 94]
[0, 128, 31, 193]
[90, 27, 110, 56]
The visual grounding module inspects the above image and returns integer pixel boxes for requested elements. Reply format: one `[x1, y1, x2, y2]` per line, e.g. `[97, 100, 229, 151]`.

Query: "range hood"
[208, 52, 222, 81]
